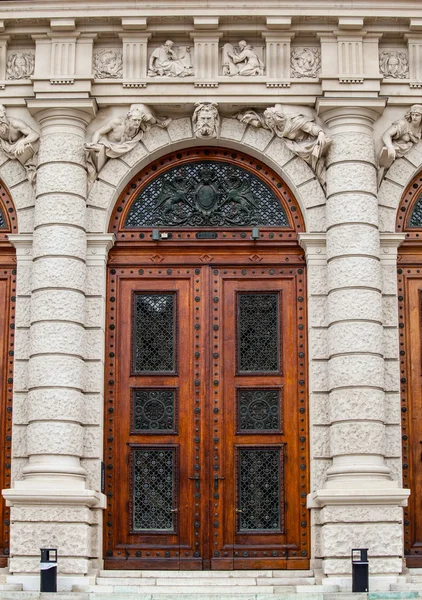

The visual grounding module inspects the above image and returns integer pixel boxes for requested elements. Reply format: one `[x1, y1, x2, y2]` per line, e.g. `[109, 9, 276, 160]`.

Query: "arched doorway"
[104, 148, 309, 570]
[0, 181, 17, 566]
[397, 171, 422, 566]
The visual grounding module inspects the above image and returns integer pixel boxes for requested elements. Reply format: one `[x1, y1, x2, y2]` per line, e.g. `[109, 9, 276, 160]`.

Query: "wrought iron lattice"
[133, 389, 176, 432]
[238, 293, 279, 372]
[238, 389, 280, 432]
[133, 293, 176, 373]
[124, 161, 289, 228]
[132, 448, 176, 532]
[0, 207, 6, 229]
[409, 193, 422, 227]
[237, 448, 282, 532]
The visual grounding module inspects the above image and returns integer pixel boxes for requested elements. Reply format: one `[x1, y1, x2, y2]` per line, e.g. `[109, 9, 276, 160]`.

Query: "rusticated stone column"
[4, 101, 105, 582]
[310, 99, 409, 582]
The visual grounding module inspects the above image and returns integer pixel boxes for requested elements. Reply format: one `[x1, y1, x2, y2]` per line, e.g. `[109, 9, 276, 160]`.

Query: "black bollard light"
[352, 548, 369, 592]
[40, 548, 57, 592]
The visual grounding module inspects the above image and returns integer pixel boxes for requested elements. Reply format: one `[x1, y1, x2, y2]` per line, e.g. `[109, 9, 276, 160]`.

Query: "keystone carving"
[222, 41, 264, 76]
[0, 104, 39, 185]
[93, 49, 123, 79]
[6, 52, 35, 80]
[379, 50, 409, 79]
[291, 47, 321, 79]
[192, 102, 220, 139]
[85, 104, 171, 183]
[148, 40, 193, 77]
[379, 104, 422, 180]
[237, 104, 331, 187]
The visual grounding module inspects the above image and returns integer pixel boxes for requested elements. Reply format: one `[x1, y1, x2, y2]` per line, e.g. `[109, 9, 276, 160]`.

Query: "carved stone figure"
[237, 104, 331, 187]
[85, 104, 171, 182]
[192, 102, 219, 139]
[148, 41, 193, 77]
[0, 105, 39, 184]
[291, 47, 321, 79]
[6, 52, 35, 80]
[379, 50, 409, 79]
[379, 105, 422, 181]
[222, 41, 264, 76]
[93, 49, 123, 79]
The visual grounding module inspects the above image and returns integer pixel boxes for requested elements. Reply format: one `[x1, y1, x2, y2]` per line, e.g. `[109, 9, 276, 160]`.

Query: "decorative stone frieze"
[6, 52, 35, 80]
[93, 48, 123, 79]
[221, 40, 264, 76]
[379, 49, 409, 79]
[0, 105, 39, 186]
[378, 104, 422, 179]
[291, 47, 321, 78]
[148, 40, 193, 77]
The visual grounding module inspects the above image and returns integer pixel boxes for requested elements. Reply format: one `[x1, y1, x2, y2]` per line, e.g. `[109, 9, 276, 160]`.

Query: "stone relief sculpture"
[378, 104, 422, 181]
[93, 49, 123, 79]
[379, 50, 409, 79]
[85, 104, 171, 183]
[222, 41, 264, 76]
[236, 104, 331, 187]
[148, 40, 193, 77]
[6, 52, 35, 80]
[192, 102, 220, 139]
[0, 104, 39, 185]
[291, 47, 321, 79]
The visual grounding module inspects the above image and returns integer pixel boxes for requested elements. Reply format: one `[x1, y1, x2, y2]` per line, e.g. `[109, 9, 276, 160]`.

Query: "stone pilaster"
[4, 101, 105, 583]
[310, 98, 409, 581]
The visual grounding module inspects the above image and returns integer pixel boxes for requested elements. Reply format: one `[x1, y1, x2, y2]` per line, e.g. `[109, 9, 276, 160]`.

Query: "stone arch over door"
[102, 146, 310, 570]
[0, 179, 19, 566]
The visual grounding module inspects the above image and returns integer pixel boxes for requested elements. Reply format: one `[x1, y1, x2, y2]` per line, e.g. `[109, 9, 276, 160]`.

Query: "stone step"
[98, 569, 314, 578]
[95, 576, 316, 587]
[0, 585, 23, 591]
[391, 583, 422, 591]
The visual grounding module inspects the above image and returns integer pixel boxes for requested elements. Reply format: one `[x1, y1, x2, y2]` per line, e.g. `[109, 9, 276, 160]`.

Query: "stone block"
[311, 458, 331, 490]
[383, 296, 399, 327]
[382, 265, 399, 295]
[403, 144, 422, 168]
[328, 354, 385, 390]
[384, 392, 400, 425]
[327, 256, 382, 291]
[378, 205, 396, 233]
[119, 141, 149, 167]
[27, 421, 84, 455]
[10, 522, 92, 556]
[311, 392, 329, 425]
[327, 224, 380, 260]
[14, 329, 30, 360]
[383, 328, 399, 359]
[85, 265, 106, 296]
[330, 420, 385, 455]
[38, 133, 85, 166]
[327, 132, 376, 167]
[0, 159, 28, 188]
[84, 329, 104, 360]
[306, 205, 327, 232]
[321, 505, 402, 524]
[308, 296, 327, 327]
[31, 289, 85, 324]
[327, 193, 378, 227]
[9, 556, 90, 574]
[242, 125, 274, 151]
[167, 117, 193, 142]
[83, 394, 101, 426]
[28, 354, 85, 390]
[386, 457, 402, 484]
[378, 179, 405, 209]
[30, 321, 84, 357]
[220, 117, 246, 141]
[385, 424, 401, 458]
[10, 180, 35, 210]
[326, 163, 377, 197]
[311, 360, 329, 392]
[329, 388, 385, 423]
[312, 425, 330, 458]
[81, 458, 101, 491]
[12, 392, 28, 425]
[328, 288, 382, 323]
[283, 157, 315, 186]
[13, 359, 28, 392]
[28, 388, 84, 423]
[320, 522, 403, 557]
[98, 158, 129, 187]
[11, 456, 28, 484]
[309, 328, 328, 359]
[386, 157, 418, 187]
[86, 206, 106, 233]
[85, 297, 104, 327]
[31, 257, 86, 292]
[83, 426, 101, 458]
[87, 180, 116, 210]
[12, 505, 93, 523]
[33, 226, 86, 261]
[142, 127, 171, 152]
[328, 321, 383, 356]
[308, 266, 328, 295]
[299, 178, 326, 209]
[37, 163, 87, 198]
[34, 194, 86, 229]
[18, 206, 34, 233]
[264, 136, 294, 167]
[84, 361, 102, 393]
[323, 556, 403, 575]
[384, 359, 400, 393]
[15, 296, 31, 329]
[16, 264, 32, 296]
[12, 424, 27, 458]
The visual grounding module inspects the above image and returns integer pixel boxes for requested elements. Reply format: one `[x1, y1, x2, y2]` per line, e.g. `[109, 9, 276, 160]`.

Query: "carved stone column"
[310, 99, 409, 581]
[4, 101, 104, 581]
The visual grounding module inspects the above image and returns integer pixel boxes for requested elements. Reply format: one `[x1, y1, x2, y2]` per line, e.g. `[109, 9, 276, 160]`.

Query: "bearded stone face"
[194, 107, 218, 139]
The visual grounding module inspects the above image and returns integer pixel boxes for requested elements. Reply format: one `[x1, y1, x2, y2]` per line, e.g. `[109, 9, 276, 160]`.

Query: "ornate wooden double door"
[105, 251, 308, 570]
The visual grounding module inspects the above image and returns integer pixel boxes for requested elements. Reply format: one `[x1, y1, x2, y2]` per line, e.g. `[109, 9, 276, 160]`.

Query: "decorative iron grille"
[0, 207, 5, 228]
[409, 193, 422, 227]
[237, 448, 282, 532]
[132, 389, 176, 433]
[133, 293, 176, 373]
[237, 389, 280, 432]
[237, 293, 279, 372]
[124, 161, 289, 228]
[132, 448, 176, 532]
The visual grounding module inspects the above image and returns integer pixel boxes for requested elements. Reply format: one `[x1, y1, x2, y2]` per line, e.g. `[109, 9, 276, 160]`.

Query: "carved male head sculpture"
[406, 104, 422, 125]
[263, 104, 286, 131]
[193, 102, 219, 139]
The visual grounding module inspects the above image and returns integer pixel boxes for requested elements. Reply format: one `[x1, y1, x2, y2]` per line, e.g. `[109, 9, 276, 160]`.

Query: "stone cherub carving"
[237, 104, 331, 188]
[379, 50, 409, 79]
[85, 104, 171, 183]
[6, 52, 35, 80]
[222, 41, 264, 76]
[0, 104, 39, 185]
[192, 102, 220, 139]
[378, 104, 422, 182]
[148, 40, 193, 77]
